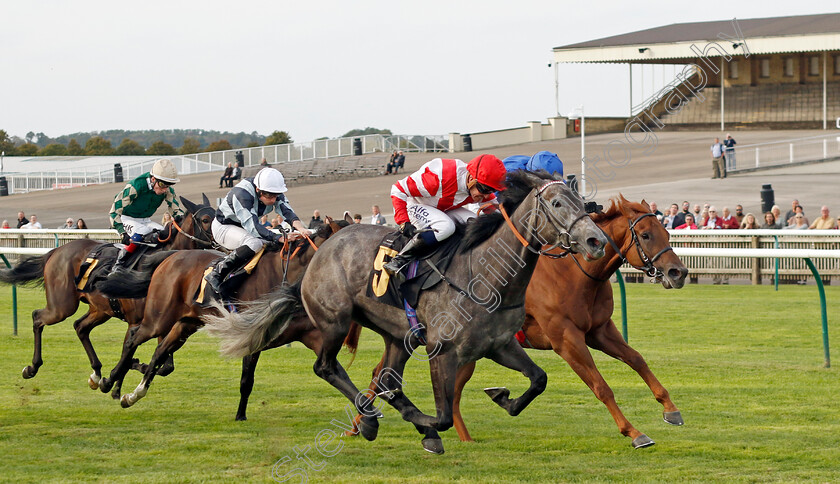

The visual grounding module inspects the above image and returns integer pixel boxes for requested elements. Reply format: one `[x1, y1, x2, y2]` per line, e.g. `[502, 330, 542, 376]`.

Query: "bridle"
[571, 211, 673, 282]
[163, 206, 223, 251]
[501, 180, 592, 259]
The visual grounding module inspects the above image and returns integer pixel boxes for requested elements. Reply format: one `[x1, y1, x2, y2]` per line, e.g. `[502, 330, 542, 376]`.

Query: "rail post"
[803, 258, 830, 368]
[1, 254, 17, 335]
[773, 235, 779, 291]
[751, 236, 761, 285]
[615, 268, 628, 342]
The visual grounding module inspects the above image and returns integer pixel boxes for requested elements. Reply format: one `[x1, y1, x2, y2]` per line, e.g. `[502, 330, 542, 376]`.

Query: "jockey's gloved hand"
[400, 222, 416, 238]
[120, 233, 131, 245]
[173, 214, 183, 224]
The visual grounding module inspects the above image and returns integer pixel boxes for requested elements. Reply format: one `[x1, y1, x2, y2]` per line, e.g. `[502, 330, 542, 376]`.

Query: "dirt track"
[1, 129, 836, 228]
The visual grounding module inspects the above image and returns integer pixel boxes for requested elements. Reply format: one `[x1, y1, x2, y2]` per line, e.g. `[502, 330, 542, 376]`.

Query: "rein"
[166, 206, 221, 250]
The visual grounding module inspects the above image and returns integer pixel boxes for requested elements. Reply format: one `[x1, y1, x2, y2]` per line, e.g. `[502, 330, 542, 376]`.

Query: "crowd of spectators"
[1, 210, 90, 230]
[654, 199, 838, 230]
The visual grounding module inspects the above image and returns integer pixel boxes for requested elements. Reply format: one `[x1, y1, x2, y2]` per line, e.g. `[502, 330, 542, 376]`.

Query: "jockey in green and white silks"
[204, 167, 310, 293]
[108, 158, 184, 273]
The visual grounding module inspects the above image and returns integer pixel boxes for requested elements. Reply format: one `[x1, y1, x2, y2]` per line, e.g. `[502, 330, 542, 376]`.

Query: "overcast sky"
[1, 1, 836, 144]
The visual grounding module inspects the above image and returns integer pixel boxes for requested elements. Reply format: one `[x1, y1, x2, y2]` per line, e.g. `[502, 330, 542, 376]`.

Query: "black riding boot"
[109, 247, 132, 275]
[205, 246, 256, 294]
[382, 235, 432, 277]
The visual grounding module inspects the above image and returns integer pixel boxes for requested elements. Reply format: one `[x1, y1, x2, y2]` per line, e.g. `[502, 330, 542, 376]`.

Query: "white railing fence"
[727, 134, 840, 172]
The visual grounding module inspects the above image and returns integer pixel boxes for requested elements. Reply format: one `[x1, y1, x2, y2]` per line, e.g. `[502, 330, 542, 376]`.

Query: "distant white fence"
[0, 157, 216, 195]
[727, 134, 840, 172]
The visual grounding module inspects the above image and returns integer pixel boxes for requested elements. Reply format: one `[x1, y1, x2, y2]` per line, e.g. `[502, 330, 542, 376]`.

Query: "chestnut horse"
[95, 216, 356, 408]
[355, 196, 689, 448]
[0, 195, 216, 392]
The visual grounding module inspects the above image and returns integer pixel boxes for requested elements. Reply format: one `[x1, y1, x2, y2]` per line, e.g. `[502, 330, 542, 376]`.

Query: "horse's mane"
[590, 195, 650, 223]
[460, 170, 559, 253]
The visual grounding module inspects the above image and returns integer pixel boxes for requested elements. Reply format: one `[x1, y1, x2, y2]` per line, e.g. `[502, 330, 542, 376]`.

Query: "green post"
[615, 268, 628, 342]
[773, 236, 779, 291]
[803, 258, 830, 368]
[1, 254, 17, 336]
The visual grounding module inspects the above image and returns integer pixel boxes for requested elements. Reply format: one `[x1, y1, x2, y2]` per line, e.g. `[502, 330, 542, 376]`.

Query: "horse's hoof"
[344, 428, 360, 437]
[88, 376, 100, 390]
[120, 394, 134, 408]
[631, 434, 655, 449]
[111, 388, 121, 400]
[235, 414, 247, 422]
[358, 416, 379, 442]
[99, 379, 113, 393]
[422, 438, 445, 455]
[21, 366, 37, 379]
[663, 411, 684, 426]
[484, 387, 511, 409]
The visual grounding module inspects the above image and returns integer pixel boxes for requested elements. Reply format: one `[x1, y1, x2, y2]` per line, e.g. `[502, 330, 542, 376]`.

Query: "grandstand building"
[553, 13, 840, 131]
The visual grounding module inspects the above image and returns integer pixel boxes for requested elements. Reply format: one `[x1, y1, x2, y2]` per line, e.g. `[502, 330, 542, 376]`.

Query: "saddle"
[366, 229, 461, 310]
[75, 243, 144, 293]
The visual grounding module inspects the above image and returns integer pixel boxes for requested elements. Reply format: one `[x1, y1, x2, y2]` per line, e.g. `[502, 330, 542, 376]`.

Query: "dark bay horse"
[95, 216, 355, 408]
[204, 170, 609, 454]
[0, 195, 216, 391]
[450, 196, 689, 448]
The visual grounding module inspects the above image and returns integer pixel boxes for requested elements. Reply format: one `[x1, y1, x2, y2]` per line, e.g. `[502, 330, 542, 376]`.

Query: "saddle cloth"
[365, 230, 461, 310]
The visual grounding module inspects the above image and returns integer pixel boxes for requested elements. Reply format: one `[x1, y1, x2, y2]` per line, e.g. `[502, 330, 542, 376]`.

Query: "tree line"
[0, 129, 293, 157]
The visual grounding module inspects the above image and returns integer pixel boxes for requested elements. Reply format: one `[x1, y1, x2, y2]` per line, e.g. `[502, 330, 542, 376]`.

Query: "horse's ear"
[180, 196, 199, 215]
[516, 170, 545, 188]
[325, 216, 341, 234]
[640, 198, 651, 211]
[344, 212, 354, 224]
[616, 193, 633, 218]
[202, 193, 211, 207]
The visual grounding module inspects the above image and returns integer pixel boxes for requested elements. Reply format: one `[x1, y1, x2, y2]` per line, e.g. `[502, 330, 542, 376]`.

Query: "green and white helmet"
[151, 158, 180, 183]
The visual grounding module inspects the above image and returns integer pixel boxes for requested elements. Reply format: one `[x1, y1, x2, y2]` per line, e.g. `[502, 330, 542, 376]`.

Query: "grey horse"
[204, 170, 608, 454]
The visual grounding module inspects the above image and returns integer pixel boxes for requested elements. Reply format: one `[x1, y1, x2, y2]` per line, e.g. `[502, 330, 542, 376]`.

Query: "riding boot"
[205, 246, 256, 294]
[382, 234, 433, 277]
[109, 247, 132, 276]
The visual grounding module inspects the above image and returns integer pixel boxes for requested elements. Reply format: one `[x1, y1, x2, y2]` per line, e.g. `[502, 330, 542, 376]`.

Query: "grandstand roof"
[553, 13, 840, 64]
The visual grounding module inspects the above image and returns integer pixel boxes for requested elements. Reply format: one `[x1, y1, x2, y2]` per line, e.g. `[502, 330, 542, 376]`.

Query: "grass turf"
[0, 284, 838, 483]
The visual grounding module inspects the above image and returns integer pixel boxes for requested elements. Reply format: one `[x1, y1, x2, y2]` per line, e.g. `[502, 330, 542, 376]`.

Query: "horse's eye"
[552, 200, 562, 208]
[641, 233, 650, 240]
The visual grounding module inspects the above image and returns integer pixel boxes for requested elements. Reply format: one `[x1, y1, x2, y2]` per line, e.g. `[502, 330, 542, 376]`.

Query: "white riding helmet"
[150, 158, 180, 183]
[254, 167, 287, 194]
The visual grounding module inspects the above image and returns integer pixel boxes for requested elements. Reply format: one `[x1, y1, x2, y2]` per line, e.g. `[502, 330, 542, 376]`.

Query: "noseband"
[167, 206, 222, 250]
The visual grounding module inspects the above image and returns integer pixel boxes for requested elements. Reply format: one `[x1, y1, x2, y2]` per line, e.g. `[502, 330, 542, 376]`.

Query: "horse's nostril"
[587, 237, 602, 249]
[668, 268, 681, 280]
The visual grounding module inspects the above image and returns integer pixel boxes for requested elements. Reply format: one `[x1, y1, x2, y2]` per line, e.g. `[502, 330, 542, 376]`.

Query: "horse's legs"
[347, 354, 386, 436]
[483, 337, 547, 417]
[554, 327, 654, 448]
[129, 336, 175, 376]
[587, 319, 682, 425]
[121, 321, 197, 408]
[99, 323, 153, 394]
[452, 360, 477, 442]
[22, 295, 79, 379]
[235, 351, 261, 421]
[72, 309, 111, 390]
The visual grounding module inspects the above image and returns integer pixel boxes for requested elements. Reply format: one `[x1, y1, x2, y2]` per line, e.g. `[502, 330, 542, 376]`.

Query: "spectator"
[396, 151, 406, 173]
[76, 218, 88, 230]
[662, 204, 679, 229]
[58, 218, 75, 229]
[385, 150, 398, 175]
[227, 163, 242, 187]
[740, 213, 759, 229]
[698, 208, 710, 227]
[260, 214, 271, 228]
[809, 206, 837, 229]
[16, 211, 29, 228]
[21, 214, 43, 229]
[702, 207, 722, 229]
[720, 207, 739, 229]
[784, 199, 800, 224]
[675, 214, 698, 229]
[711, 137, 726, 179]
[734, 205, 745, 225]
[270, 215, 283, 230]
[673, 201, 689, 228]
[760, 212, 780, 229]
[1, 220, 10, 229]
[723, 133, 737, 170]
[649, 201, 663, 220]
[785, 213, 809, 230]
[370, 205, 387, 225]
[353, 214, 362, 224]
[260, 158, 269, 167]
[219, 162, 234, 188]
[691, 204, 703, 224]
[771, 205, 783, 226]
[787, 205, 809, 226]
[309, 209, 325, 229]
[161, 212, 173, 225]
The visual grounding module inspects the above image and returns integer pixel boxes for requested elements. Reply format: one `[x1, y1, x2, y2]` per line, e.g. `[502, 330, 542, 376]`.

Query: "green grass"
[1, 284, 839, 483]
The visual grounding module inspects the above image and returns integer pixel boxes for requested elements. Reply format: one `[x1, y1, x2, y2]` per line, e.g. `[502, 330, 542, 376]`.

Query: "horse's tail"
[342, 321, 363, 368]
[95, 250, 177, 299]
[0, 252, 51, 288]
[202, 279, 303, 358]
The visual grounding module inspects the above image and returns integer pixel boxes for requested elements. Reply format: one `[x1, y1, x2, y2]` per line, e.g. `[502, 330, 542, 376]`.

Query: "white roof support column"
[629, 64, 633, 116]
[823, 51, 828, 130]
[720, 57, 725, 132]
